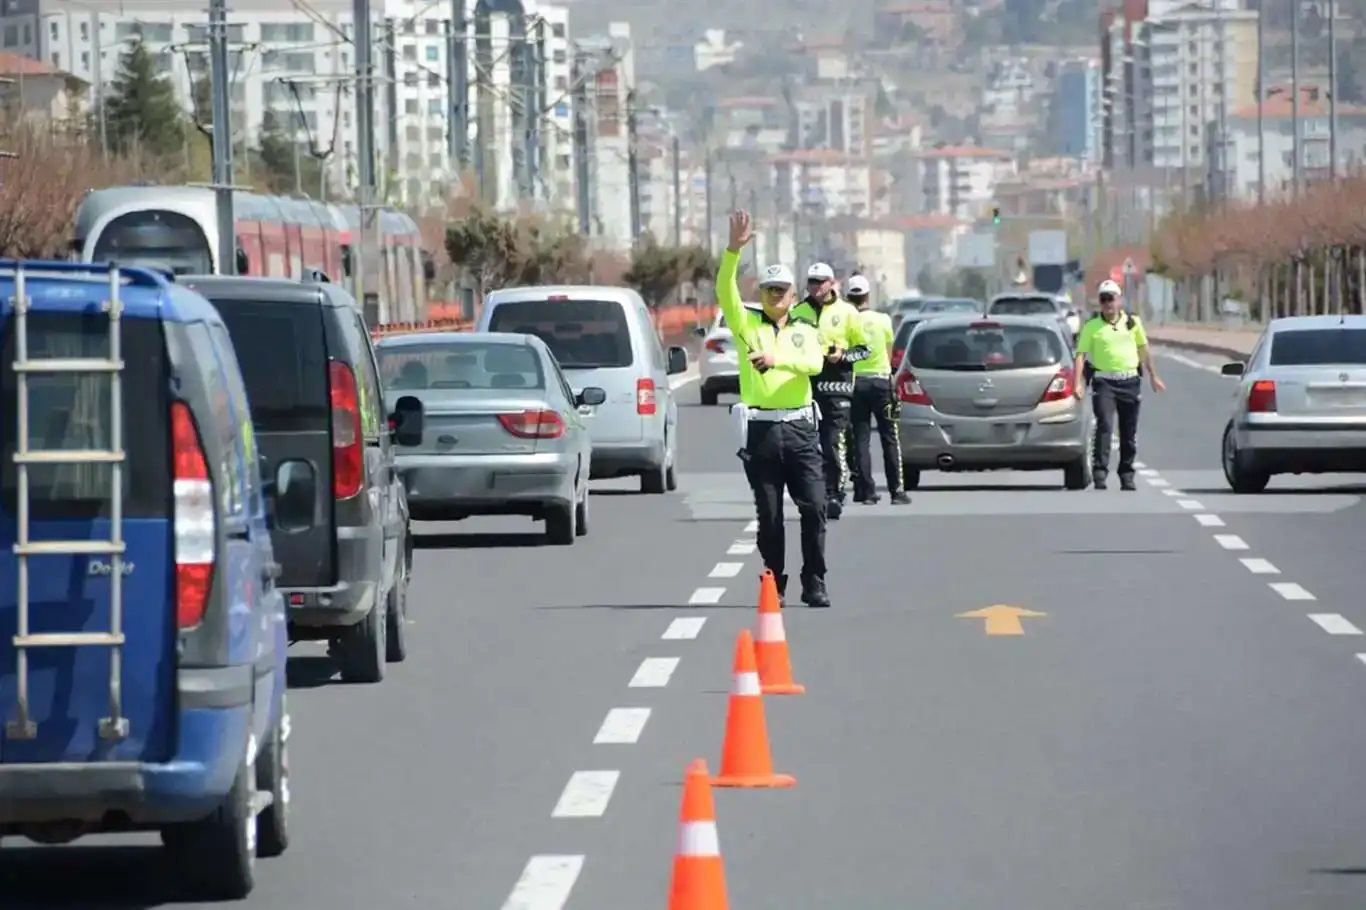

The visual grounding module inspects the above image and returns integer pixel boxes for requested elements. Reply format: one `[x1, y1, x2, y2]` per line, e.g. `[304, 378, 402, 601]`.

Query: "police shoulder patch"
[792, 332, 805, 348]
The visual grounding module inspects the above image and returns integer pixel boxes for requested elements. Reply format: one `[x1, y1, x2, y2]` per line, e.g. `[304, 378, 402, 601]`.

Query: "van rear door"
[208, 297, 336, 588]
[485, 297, 643, 445]
[0, 310, 176, 763]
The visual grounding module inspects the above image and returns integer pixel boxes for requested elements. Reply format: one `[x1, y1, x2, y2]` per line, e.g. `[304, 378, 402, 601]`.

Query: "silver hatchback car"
[894, 314, 1091, 489]
[376, 331, 604, 544]
[1220, 314, 1366, 493]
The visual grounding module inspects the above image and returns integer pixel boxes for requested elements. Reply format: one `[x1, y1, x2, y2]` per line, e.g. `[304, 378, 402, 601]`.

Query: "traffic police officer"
[719, 210, 832, 608]
[847, 276, 911, 505]
[793, 262, 870, 520]
[1073, 278, 1166, 490]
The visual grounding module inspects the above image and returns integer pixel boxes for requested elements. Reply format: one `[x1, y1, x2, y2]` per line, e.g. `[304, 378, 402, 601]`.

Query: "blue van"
[0, 261, 304, 898]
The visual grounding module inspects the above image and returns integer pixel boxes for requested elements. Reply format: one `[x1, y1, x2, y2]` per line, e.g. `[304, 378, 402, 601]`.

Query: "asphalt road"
[7, 351, 1366, 909]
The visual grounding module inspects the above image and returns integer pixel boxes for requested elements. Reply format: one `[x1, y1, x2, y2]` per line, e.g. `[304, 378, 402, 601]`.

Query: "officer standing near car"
[1073, 278, 1166, 490]
[847, 275, 912, 505]
[792, 262, 870, 520]
[718, 210, 832, 608]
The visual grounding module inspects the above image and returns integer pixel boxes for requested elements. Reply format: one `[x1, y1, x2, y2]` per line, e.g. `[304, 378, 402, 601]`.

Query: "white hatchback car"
[694, 305, 756, 406]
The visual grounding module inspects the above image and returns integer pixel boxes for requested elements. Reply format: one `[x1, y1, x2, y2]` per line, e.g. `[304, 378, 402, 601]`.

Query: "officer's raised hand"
[728, 210, 753, 252]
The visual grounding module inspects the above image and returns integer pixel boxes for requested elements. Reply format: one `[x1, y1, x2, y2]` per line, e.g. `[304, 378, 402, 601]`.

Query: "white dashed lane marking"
[502, 855, 584, 910]
[688, 587, 725, 605]
[1310, 614, 1363, 636]
[1214, 534, 1249, 551]
[1195, 514, 1226, 527]
[1138, 468, 1159, 476]
[1177, 499, 1204, 510]
[1240, 558, 1280, 574]
[744, 519, 758, 532]
[727, 540, 756, 555]
[1161, 488, 1182, 496]
[1269, 582, 1316, 601]
[708, 562, 744, 578]
[662, 617, 706, 639]
[552, 771, 620, 818]
[593, 708, 651, 744]
[1145, 477, 1170, 487]
[1133, 461, 1147, 469]
[628, 657, 679, 688]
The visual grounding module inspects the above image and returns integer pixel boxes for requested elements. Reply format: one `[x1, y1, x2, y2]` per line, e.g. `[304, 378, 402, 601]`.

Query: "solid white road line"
[502, 855, 584, 910]
[594, 708, 651, 744]
[662, 617, 706, 640]
[727, 540, 756, 555]
[1214, 534, 1249, 550]
[1177, 499, 1204, 510]
[688, 587, 725, 605]
[1269, 582, 1316, 601]
[744, 519, 758, 532]
[1240, 558, 1281, 574]
[1146, 477, 1170, 487]
[1309, 614, 1363, 636]
[552, 771, 620, 818]
[709, 562, 744, 578]
[1138, 468, 1159, 476]
[629, 657, 680, 688]
[1195, 514, 1226, 527]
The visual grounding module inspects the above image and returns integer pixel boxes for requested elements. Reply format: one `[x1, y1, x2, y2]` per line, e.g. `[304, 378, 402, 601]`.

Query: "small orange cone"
[712, 629, 796, 789]
[754, 570, 805, 695]
[668, 759, 729, 910]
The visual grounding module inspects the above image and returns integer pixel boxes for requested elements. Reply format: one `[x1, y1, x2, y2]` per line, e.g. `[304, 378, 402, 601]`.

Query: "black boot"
[1093, 469, 1108, 490]
[889, 491, 911, 505]
[1119, 473, 1137, 491]
[775, 573, 789, 605]
[801, 575, 831, 608]
[826, 497, 843, 520]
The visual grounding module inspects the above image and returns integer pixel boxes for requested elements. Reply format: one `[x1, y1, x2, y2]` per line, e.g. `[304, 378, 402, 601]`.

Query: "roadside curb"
[1150, 337, 1251, 360]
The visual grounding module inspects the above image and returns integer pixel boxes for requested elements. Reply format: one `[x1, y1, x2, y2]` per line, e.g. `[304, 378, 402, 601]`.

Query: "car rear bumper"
[0, 702, 251, 828]
[284, 521, 381, 628]
[701, 371, 740, 393]
[589, 440, 665, 478]
[398, 451, 578, 516]
[1235, 422, 1366, 472]
[900, 412, 1088, 469]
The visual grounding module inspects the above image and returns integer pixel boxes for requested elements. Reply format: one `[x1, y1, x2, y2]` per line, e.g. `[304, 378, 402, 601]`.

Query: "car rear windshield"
[487, 299, 634, 369]
[378, 341, 546, 390]
[209, 299, 330, 431]
[909, 323, 1064, 372]
[893, 318, 924, 347]
[1269, 328, 1366, 366]
[990, 297, 1058, 316]
[921, 299, 981, 314]
[1, 312, 171, 518]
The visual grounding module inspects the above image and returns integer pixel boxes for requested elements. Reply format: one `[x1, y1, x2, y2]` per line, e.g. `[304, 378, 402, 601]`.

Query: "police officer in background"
[1073, 278, 1166, 491]
[793, 262, 870, 520]
[847, 275, 912, 505]
[718, 210, 832, 608]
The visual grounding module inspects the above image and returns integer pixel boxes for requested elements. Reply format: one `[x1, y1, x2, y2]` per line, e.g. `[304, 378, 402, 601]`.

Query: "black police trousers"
[741, 417, 827, 584]
[851, 377, 904, 497]
[1091, 376, 1142, 481]
[815, 395, 852, 503]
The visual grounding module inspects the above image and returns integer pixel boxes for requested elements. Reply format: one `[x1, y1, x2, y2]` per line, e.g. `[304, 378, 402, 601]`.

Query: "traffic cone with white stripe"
[754, 570, 805, 696]
[712, 629, 796, 789]
[668, 758, 729, 910]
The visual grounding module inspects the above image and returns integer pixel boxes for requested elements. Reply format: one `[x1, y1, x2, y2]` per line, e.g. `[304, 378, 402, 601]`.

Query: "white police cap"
[845, 275, 871, 296]
[807, 262, 835, 281]
[759, 264, 795, 288]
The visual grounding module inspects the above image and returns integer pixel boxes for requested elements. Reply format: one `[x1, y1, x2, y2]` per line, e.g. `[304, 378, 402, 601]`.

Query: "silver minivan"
[476, 286, 689, 493]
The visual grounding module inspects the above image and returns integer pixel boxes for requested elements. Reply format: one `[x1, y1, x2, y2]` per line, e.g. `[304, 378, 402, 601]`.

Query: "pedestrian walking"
[847, 276, 911, 505]
[1073, 278, 1166, 490]
[717, 209, 832, 607]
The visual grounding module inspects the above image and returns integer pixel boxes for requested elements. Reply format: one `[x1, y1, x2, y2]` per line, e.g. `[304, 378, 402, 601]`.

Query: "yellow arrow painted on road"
[956, 605, 1048, 636]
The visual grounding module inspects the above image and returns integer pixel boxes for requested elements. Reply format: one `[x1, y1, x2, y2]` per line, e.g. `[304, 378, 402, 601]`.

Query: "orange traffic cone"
[754, 570, 805, 695]
[668, 759, 729, 910]
[712, 629, 796, 789]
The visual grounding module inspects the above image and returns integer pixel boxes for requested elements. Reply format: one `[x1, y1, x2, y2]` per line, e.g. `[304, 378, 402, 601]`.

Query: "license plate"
[1310, 387, 1366, 408]
[950, 423, 1015, 444]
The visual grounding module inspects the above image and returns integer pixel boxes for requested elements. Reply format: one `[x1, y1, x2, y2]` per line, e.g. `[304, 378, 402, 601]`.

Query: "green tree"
[445, 204, 521, 297]
[255, 110, 323, 195]
[104, 38, 184, 158]
[624, 236, 715, 307]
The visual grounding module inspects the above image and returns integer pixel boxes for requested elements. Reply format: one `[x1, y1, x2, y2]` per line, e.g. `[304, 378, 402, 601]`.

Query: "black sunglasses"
[1099, 293, 1117, 302]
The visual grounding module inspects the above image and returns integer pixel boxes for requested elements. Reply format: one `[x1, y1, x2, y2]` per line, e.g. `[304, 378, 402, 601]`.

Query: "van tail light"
[1247, 379, 1277, 412]
[704, 337, 727, 354]
[1040, 366, 1076, 403]
[637, 377, 657, 415]
[171, 401, 215, 630]
[498, 409, 566, 439]
[896, 371, 932, 405]
[329, 360, 363, 499]
[891, 347, 905, 368]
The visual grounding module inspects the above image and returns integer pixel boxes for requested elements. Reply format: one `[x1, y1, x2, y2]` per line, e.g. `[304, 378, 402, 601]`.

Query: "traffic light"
[992, 205, 1001, 225]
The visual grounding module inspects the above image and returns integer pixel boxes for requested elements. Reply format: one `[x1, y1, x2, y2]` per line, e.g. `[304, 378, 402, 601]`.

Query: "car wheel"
[546, 501, 576, 545]
[575, 482, 589, 537]
[384, 564, 408, 663]
[641, 460, 667, 494]
[255, 697, 291, 858]
[902, 466, 922, 490]
[163, 743, 257, 899]
[1222, 422, 1270, 493]
[338, 597, 385, 684]
[1063, 457, 1090, 490]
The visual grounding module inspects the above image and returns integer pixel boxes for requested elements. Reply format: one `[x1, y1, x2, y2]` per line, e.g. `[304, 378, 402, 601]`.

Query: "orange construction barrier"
[754, 570, 805, 696]
[668, 759, 729, 910]
[712, 629, 796, 789]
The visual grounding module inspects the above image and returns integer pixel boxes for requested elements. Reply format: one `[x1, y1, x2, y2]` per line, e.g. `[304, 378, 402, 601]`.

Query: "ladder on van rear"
[7, 263, 129, 742]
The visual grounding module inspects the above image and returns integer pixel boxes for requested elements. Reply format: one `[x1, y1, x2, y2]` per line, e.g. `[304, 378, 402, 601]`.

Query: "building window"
[49, 20, 58, 40]
[404, 71, 418, 86]
[79, 20, 88, 41]
[51, 51, 60, 68]
[427, 71, 439, 87]
[405, 99, 418, 114]
[427, 98, 442, 115]
[425, 18, 440, 35]
[425, 44, 439, 61]
[402, 43, 416, 60]
[552, 22, 565, 38]
[80, 50, 89, 70]
[22, 22, 31, 44]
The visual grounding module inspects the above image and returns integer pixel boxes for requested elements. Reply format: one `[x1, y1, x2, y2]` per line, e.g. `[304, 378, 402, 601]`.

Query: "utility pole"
[526, 17, 544, 203]
[208, 0, 236, 275]
[1256, 0, 1265, 204]
[626, 89, 641, 248]
[671, 133, 681, 246]
[446, 1, 468, 172]
[1328, 0, 1338, 180]
[703, 148, 713, 256]
[91, 12, 108, 157]
[353, 0, 379, 318]
[572, 48, 592, 236]
[383, 18, 398, 183]
[1291, 0, 1301, 196]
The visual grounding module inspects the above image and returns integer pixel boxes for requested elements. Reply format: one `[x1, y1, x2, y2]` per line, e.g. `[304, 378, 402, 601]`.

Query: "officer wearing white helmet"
[1073, 278, 1166, 490]
[716, 210, 832, 607]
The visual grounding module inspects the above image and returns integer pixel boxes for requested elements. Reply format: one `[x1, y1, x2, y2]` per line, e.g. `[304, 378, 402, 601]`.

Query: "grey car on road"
[376, 331, 605, 544]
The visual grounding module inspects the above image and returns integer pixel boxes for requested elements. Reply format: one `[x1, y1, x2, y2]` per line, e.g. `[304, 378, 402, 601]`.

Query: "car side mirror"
[576, 386, 607, 407]
[389, 394, 425, 446]
[692, 325, 707, 338]
[1220, 361, 1245, 377]
[272, 459, 317, 532]
[666, 345, 689, 375]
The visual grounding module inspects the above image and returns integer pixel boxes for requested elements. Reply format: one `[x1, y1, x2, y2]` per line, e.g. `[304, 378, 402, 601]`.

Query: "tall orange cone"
[754, 570, 805, 695]
[712, 629, 796, 788]
[668, 759, 729, 910]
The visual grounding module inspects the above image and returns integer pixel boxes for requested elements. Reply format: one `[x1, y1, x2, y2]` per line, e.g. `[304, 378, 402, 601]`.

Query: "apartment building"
[790, 84, 875, 157]
[1054, 57, 1101, 164]
[918, 144, 1017, 221]
[769, 149, 874, 219]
